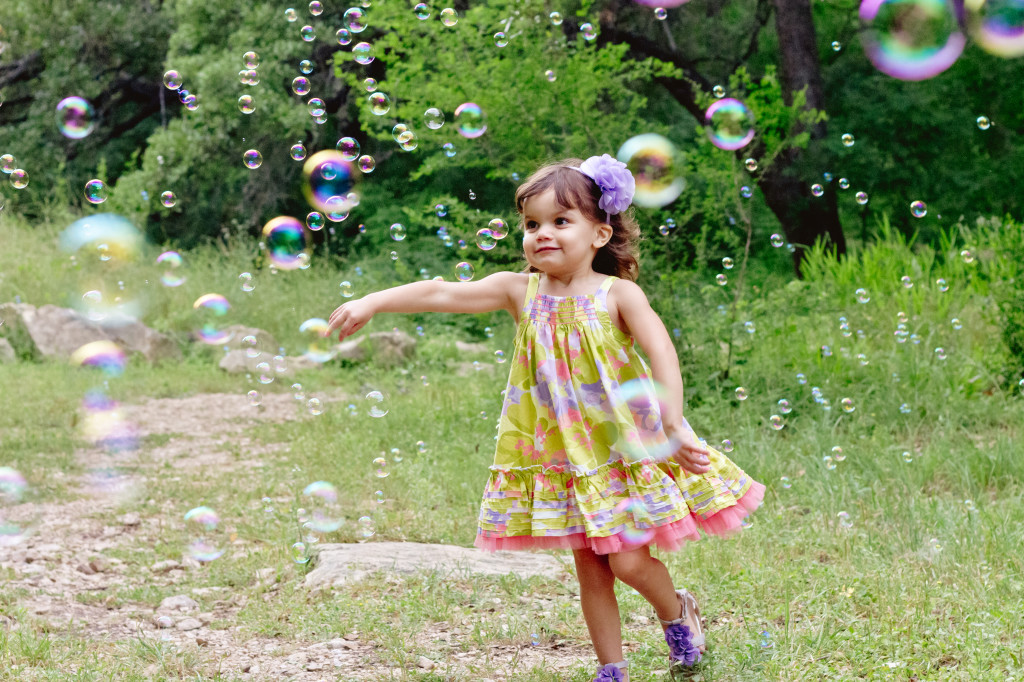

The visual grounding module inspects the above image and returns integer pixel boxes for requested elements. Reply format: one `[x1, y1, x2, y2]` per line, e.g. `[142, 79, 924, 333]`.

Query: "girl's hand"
[325, 297, 375, 340]
[664, 422, 711, 475]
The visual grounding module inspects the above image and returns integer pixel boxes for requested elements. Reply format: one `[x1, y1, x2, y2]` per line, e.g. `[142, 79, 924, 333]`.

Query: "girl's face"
[521, 188, 610, 275]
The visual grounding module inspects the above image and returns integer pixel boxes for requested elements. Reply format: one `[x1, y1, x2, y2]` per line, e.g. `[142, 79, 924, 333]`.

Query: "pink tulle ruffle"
[474, 480, 766, 556]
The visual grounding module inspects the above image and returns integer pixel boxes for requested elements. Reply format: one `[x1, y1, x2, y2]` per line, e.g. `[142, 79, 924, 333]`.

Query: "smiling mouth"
[535, 247, 558, 252]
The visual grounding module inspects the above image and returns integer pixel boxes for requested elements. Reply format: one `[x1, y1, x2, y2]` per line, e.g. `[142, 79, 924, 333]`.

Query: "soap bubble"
[286, 7, 298, 21]
[0, 154, 15, 173]
[855, 287, 870, 303]
[580, 22, 597, 40]
[307, 97, 326, 117]
[770, 233, 784, 248]
[242, 51, 259, 69]
[705, 98, 755, 150]
[735, 387, 748, 400]
[712, 85, 726, 98]
[859, 0, 965, 81]
[291, 77, 311, 96]
[929, 537, 942, 552]
[369, 92, 391, 116]
[309, 0, 323, 15]
[855, 191, 869, 205]
[488, 218, 509, 239]
[358, 155, 375, 173]
[443, 142, 456, 157]
[345, 7, 368, 32]
[424, 107, 445, 129]
[841, 133, 855, 147]
[414, 3, 430, 20]
[611, 498, 656, 545]
[193, 294, 232, 344]
[301, 481, 343, 532]
[769, 415, 784, 430]
[454, 102, 486, 138]
[373, 457, 389, 478]
[337, 137, 360, 161]
[243, 149, 263, 169]
[976, 115, 991, 130]
[910, 200, 927, 218]
[616, 133, 685, 208]
[352, 42, 374, 65]
[901, 275, 914, 288]
[247, 390, 261, 407]
[838, 177, 850, 189]
[299, 318, 334, 363]
[832, 40, 843, 50]
[84, 179, 108, 204]
[306, 211, 325, 231]
[823, 455, 836, 470]
[184, 506, 225, 562]
[290, 542, 310, 564]
[545, 69, 556, 81]
[358, 516, 375, 537]
[902, 450, 914, 463]
[390, 223, 406, 241]
[56, 96, 96, 139]
[841, 398, 855, 413]
[811, 183, 824, 197]
[307, 398, 324, 416]
[303, 150, 356, 213]
[366, 390, 389, 418]
[239, 272, 255, 292]
[777, 398, 792, 414]
[967, 1, 1024, 57]
[721, 439, 734, 453]
[156, 250, 186, 287]
[831, 445, 846, 462]
[455, 261, 475, 281]
[160, 191, 176, 207]
[441, 7, 458, 25]
[935, 347, 947, 360]
[70, 340, 126, 377]
[715, 274, 727, 286]
[262, 216, 309, 271]
[300, 25, 315, 41]
[779, 476, 791, 489]
[237, 95, 255, 114]
[476, 229, 497, 251]
[837, 511, 852, 528]
[494, 31, 509, 47]
[163, 70, 182, 90]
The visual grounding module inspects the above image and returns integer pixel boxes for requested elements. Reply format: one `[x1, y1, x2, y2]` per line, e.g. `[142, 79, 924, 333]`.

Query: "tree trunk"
[761, 0, 846, 276]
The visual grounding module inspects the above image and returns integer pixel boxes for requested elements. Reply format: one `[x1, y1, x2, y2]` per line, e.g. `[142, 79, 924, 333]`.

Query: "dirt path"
[0, 392, 601, 680]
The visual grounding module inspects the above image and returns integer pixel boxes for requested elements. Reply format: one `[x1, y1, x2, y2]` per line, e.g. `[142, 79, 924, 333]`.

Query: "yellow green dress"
[475, 274, 764, 555]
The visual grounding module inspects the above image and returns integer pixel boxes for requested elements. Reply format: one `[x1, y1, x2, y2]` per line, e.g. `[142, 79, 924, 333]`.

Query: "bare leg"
[572, 548, 623, 665]
[606, 546, 681, 622]
[608, 546, 705, 652]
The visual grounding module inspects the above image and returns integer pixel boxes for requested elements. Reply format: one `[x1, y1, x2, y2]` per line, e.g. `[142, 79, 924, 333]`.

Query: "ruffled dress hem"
[474, 479, 765, 556]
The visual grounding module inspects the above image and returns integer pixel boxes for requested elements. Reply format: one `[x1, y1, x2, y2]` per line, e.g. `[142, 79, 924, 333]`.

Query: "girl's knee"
[607, 552, 649, 584]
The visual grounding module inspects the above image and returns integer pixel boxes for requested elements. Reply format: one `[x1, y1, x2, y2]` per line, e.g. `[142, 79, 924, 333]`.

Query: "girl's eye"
[525, 221, 538, 230]
[555, 217, 568, 225]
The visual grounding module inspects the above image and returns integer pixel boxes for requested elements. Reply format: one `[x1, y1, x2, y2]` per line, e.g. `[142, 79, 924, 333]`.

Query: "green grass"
[2, 211, 1024, 679]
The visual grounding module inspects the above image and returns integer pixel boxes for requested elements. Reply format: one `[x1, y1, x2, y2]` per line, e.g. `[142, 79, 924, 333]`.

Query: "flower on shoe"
[665, 623, 701, 666]
[595, 663, 625, 682]
[578, 154, 635, 215]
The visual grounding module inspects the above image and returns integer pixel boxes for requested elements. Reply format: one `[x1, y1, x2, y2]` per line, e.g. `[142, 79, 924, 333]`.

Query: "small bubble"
[902, 451, 913, 463]
[961, 249, 974, 264]
[307, 398, 324, 415]
[796, 373, 807, 385]
[934, 347, 947, 360]
[899, 403, 912, 414]
[901, 275, 913, 289]
[963, 499, 976, 512]
[744, 158, 757, 172]
[770, 233, 784, 248]
[838, 177, 850, 190]
[831, 445, 845, 462]
[831, 40, 842, 51]
[777, 399, 792, 414]
[951, 318, 962, 330]
[769, 415, 784, 430]
[910, 200, 927, 218]
[715, 273, 727, 286]
[855, 191, 869, 205]
[840, 398, 855, 413]
[811, 183, 824, 197]
[936, 278, 949, 292]
[929, 538, 942, 552]
[855, 287, 870, 304]
[841, 133, 855, 147]
[734, 387, 748, 401]
[779, 476, 791, 489]
[976, 116, 991, 130]
[837, 511, 852, 528]
[823, 455, 836, 470]
[720, 439, 734, 453]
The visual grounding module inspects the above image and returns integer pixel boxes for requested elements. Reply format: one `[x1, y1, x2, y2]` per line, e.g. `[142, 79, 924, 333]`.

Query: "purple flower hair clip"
[573, 154, 636, 218]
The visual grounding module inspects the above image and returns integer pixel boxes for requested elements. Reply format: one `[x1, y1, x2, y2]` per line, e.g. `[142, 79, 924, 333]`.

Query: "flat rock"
[158, 594, 199, 612]
[0, 302, 181, 362]
[332, 334, 366, 362]
[304, 542, 568, 589]
[455, 340, 490, 354]
[175, 617, 202, 631]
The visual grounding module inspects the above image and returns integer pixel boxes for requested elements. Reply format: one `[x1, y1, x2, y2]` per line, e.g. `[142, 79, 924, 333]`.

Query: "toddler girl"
[326, 155, 764, 680]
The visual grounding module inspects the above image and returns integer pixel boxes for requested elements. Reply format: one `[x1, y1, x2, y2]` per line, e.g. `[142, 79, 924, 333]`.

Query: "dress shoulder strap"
[521, 272, 540, 315]
[595, 275, 618, 310]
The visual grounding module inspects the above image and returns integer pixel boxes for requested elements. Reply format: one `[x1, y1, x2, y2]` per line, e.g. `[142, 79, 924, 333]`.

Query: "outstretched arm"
[613, 280, 710, 474]
[325, 271, 523, 340]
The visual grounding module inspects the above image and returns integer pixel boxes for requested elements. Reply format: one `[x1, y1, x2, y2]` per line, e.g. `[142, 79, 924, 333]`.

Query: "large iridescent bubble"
[859, 0, 966, 81]
[704, 98, 756, 150]
[56, 96, 96, 139]
[60, 214, 145, 323]
[966, 0, 1024, 57]
[193, 294, 233, 344]
[302, 150, 357, 213]
[262, 216, 310, 270]
[616, 134, 686, 208]
[454, 102, 487, 138]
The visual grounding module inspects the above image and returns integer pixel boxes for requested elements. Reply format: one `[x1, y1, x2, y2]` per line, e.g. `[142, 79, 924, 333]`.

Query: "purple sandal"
[658, 589, 705, 675]
[593, 661, 629, 681]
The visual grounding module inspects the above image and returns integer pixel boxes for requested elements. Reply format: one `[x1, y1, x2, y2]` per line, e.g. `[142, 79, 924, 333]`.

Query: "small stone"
[196, 635, 210, 646]
[305, 661, 325, 671]
[158, 594, 199, 612]
[150, 559, 181, 573]
[175, 617, 202, 631]
[77, 562, 97, 575]
[118, 512, 141, 527]
[327, 638, 356, 650]
[416, 655, 436, 670]
[88, 556, 110, 573]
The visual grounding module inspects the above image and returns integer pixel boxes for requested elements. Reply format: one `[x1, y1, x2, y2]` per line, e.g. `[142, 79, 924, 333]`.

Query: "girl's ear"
[593, 222, 613, 249]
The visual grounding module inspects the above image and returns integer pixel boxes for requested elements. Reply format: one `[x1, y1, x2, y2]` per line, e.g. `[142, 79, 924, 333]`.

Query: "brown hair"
[514, 158, 641, 281]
